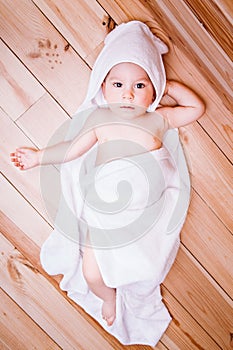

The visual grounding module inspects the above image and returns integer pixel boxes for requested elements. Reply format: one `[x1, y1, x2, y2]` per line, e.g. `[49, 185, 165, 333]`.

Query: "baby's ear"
[102, 81, 106, 96]
[153, 90, 156, 102]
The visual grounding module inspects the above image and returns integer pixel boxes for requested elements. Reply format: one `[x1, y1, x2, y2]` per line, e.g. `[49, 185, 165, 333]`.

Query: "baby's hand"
[10, 148, 41, 170]
[163, 80, 171, 96]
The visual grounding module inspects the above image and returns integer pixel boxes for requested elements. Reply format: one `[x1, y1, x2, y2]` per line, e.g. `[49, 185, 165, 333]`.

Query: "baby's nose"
[122, 88, 134, 100]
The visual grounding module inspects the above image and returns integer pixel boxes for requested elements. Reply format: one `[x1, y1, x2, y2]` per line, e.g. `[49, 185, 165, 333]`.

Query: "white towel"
[40, 21, 190, 346]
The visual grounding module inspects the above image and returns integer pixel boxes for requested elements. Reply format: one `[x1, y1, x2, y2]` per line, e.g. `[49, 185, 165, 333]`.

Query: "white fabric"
[40, 21, 191, 346]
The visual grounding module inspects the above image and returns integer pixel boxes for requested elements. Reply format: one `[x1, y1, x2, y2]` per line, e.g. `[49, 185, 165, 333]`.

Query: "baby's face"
[102, 63, 155, 117]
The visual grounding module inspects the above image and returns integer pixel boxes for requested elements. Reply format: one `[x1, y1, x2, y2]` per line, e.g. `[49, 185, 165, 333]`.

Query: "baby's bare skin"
[93, 108, 165, 165]
[82, 234, 116, 326]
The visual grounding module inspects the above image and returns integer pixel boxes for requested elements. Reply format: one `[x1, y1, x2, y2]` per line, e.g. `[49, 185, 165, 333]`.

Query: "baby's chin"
[108, 103, 147, 119]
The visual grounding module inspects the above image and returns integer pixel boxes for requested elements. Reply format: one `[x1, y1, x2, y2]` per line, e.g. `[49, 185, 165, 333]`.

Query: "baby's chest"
[96, 123, 162, 148]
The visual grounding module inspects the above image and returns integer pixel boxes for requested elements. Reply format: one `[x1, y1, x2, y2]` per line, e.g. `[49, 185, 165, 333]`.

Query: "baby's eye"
[135, 83, 145, 89]
[113, 82, 122, 88]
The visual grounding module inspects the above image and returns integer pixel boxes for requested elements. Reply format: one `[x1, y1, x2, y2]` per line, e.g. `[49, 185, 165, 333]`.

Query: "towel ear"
[153, 36, 169, 55]
[144, 20, 170, 54]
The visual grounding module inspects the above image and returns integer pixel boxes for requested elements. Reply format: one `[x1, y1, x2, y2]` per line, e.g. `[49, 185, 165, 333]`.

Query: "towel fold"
[40, 20, 191, 346]
[80, 145, 185, 287]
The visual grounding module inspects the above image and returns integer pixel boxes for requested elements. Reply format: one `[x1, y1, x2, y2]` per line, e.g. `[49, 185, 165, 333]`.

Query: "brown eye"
[135, 83, 145, 89]
[113, 82, 122, 88]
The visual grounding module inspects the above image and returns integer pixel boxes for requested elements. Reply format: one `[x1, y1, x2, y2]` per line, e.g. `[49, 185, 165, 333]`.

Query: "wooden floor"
[0, 0, 232, 349]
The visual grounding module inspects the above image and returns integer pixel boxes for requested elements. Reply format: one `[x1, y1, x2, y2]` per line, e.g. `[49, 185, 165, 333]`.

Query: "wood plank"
[1, 211, 220, 350]
[0, 234, 116, 350]
[179, 123, 232, 232]
[165, 246, 233, 349]
[213, 0, 233, 23]
[183, 0, 233, 59]
[0, 0, 90, 114]
[163, 47, 232, 162]
[160, 286, 221, 350]
[153, 343, 168, 350]
[0, 210, 53, 280]
[0, 175, 52, 246]
[33, 0, 109, 66]
[16, 93, 70, 148]
[0, 39, 44, 121]
[0, 289, 62, 350]
[0, 109, 60, 224]
[158, 335, 179, 350]
[0, 210, 80, 324]
[96, 0, 132, 23]
[182, 191, 233, 299]
[143, 0, 233, 111]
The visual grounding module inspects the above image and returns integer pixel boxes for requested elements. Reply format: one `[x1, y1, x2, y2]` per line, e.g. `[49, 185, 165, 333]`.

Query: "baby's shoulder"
[134, 111, 168, 139]
[85, 107, 114, 130]
[152, 109, 170, 131]
[144, 111, 168, 129]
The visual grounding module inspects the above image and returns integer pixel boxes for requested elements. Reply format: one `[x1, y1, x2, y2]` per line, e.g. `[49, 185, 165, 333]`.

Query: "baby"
[11, 61, 205, 325]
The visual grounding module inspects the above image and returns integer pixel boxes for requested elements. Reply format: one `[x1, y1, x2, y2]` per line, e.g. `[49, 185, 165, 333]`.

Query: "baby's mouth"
[120, 105, 135, 110]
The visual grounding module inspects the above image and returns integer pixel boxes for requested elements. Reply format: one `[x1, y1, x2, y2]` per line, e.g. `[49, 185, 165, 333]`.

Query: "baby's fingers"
[12, 161, 22, 168]
[10, 152, 19, 163]
[16, 148, 28, 155]
[10, 149, 24, 160]
[10, 152, 24, 170]
[14, 162, 26, 171]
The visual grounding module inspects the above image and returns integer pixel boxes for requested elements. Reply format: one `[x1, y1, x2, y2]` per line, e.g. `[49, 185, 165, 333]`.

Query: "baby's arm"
[158, 80, 206, 128]
[11, 125, 97, 171]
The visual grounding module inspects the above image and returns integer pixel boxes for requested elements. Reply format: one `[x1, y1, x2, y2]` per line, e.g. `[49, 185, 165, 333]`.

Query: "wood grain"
[161, 286, 222, 350]
[0, 234, 116, 350]
[213, 0, 233, 23]
[180, 123, 232, 232]
[165, 246, 233, 349]
[0, 39, 44, 121]
[0, 109, 60, 224]
[0, 0, 90, 114]
[184, 0, 233, 59]
[0, 289, 62, 350]
[16, 93, 70, 148]
[182, 191, 233, 299]
[0, 175, 52, 246]
[33, 0, 109, 66]
[164, 47, 233, 162]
